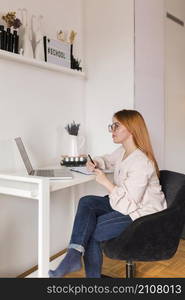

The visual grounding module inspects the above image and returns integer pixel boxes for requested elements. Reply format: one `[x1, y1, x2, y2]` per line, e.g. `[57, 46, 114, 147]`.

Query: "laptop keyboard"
[36, 170, 55, 177]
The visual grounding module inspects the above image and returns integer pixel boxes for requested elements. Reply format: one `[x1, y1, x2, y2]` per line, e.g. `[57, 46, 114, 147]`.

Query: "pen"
[88, 154, 96, 166]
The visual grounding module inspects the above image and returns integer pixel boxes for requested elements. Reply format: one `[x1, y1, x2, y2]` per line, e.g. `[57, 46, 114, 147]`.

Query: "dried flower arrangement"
[2, 11, 22, 29]
[65, 120, 80, 136]
[69, 30, 77, 44]
[56, 29, 82, 71]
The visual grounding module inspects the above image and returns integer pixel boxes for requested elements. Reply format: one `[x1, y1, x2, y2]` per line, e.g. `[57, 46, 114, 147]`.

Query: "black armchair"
[102, 170, 185, 278]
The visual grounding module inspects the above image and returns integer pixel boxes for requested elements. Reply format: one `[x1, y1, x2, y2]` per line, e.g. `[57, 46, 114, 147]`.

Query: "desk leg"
[70, 186, 77, 221]
[70, 184, 85, 221]
[38, 178, 50, 277]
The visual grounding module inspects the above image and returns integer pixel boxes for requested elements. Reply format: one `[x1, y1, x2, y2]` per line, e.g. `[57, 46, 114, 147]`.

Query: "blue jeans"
[69, 195, 132, 277]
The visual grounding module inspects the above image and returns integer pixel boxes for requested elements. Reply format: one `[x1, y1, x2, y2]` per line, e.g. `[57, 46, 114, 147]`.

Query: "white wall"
[0, 0, 85, 277]
[164, 0, 185, 173]
[84, 0, 135, 156]
[2, 0, 184, 278]
[134, 0, 165, 168]
[0, 0, 85, 170]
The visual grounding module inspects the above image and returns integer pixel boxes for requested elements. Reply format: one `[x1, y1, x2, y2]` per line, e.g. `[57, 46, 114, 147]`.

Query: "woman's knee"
[78, 195, 96, 206]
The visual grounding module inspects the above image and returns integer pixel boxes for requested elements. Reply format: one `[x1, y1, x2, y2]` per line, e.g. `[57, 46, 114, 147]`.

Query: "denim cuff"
[68, 243, 85, 254]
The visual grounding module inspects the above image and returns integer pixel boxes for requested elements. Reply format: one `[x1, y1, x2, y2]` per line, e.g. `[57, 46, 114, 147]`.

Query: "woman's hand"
[86, 160, 98, 171]
[94, 168, 108, 184]
[94, 168, 115, 193]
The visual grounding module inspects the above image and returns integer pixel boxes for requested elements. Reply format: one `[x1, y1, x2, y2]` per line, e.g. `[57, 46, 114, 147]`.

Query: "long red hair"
[114, 109, 160, 177]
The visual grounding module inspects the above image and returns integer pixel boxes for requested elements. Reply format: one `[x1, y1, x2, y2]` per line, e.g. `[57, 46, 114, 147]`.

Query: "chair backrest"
[102, 170, 185, 261]
[160, 170, 185, 208]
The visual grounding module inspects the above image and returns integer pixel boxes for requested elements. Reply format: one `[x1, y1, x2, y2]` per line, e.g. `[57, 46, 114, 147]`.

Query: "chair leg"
[101, 274, 112, 278]
[126, 260, 135, 278]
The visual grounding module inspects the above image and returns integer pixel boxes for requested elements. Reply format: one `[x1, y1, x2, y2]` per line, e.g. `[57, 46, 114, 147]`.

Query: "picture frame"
[43, 36, 71, 68]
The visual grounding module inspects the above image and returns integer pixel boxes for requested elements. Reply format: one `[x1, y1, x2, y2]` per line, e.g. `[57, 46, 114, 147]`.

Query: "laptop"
[14, 137, 73, 180]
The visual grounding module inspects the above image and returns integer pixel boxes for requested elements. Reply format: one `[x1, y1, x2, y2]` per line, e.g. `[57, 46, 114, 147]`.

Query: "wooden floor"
[64, 239, 185, 278]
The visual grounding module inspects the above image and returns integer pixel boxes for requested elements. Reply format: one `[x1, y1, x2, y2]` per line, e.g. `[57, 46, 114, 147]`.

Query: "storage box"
[43, 36, 71, 68]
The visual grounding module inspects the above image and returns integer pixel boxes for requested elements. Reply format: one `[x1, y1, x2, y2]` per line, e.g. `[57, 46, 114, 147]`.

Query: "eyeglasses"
[108, 122, 120, 132]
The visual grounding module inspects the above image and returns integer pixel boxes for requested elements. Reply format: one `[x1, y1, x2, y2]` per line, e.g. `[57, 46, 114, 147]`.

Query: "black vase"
[13, 30, 19, 54]
[6, 27, 13, 52]
[70, 44, 73, 68]
[0, 25, 6, 50]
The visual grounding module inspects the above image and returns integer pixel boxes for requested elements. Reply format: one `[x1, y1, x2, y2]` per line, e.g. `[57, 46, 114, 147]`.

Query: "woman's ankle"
[48, 248, 82, 278]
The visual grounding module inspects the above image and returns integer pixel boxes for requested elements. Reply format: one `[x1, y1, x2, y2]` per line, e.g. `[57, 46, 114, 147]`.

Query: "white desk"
[0, 171, 95, 277]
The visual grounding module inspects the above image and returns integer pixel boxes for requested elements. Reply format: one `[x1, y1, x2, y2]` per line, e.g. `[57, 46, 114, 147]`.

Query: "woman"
[49, 109, 167, 278]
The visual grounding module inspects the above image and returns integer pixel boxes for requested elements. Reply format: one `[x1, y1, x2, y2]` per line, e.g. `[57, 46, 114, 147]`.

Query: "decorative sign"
[43, 36, 71, 68]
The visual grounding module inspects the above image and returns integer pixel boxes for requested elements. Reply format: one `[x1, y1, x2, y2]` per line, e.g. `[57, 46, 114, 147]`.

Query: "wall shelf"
[0, 49, 85, 78]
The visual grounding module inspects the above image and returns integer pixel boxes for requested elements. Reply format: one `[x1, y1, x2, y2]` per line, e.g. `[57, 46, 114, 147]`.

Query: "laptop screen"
[15, 137, 34, 175]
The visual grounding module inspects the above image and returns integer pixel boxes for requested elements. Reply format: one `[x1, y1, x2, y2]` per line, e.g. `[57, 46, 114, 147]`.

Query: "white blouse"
[95, 146, 167, 221]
